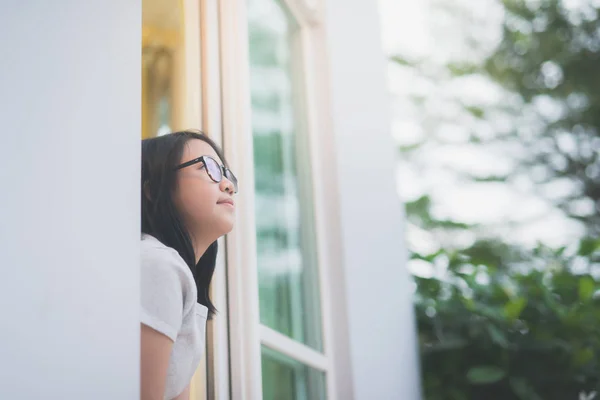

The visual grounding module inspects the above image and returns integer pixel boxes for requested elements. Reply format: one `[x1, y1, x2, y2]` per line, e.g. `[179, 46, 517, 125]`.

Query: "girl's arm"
[173, 384, 190, 400]
[141, 324, 174, 400]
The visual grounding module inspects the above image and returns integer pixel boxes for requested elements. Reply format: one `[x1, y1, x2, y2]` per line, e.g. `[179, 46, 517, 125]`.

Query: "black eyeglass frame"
[175, 155, 238, 193]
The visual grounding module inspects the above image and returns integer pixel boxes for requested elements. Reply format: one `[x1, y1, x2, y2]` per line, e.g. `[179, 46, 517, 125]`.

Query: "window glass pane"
[261, 346, 327, 400]
[248, 0, 323, 351]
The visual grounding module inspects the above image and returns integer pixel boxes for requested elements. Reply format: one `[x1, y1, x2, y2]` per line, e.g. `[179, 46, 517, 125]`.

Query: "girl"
[140, 130, 237, 400]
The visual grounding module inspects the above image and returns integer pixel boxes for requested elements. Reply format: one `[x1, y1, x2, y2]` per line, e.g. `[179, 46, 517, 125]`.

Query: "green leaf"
[466, 366, 506, 384]
[578, 276, 595, 302]
[412, 249, 445, 263]
[486, 324, 509, 347]
[435, 219, 472, 229]
[504, 297, 527, 321]
[510, 377, 543, 400]
[578, 238, 600, 256]
[390, 55, 419, 67]
[465, 106, 486, 118]
[447, 62, 480, 76]
[405, 195, 432, 216]
[473, 303, 504, 321]
[555, 246, 567, 256]
[398, 142, 424, 153]
[573, 347, 594, 366]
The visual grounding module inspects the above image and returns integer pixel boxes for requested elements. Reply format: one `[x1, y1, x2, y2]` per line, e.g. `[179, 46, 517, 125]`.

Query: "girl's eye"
[198, 164, 206, 170]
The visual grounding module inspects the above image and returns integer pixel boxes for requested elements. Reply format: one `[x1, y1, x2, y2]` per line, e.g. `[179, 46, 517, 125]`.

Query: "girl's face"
[173, 139, 236, 242]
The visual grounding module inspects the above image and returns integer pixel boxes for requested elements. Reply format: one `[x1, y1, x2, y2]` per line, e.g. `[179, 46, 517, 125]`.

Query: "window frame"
[203, 0, 340, 398]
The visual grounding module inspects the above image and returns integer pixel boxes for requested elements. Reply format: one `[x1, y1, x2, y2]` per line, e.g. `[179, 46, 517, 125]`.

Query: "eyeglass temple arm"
[175, 156, 204, 170]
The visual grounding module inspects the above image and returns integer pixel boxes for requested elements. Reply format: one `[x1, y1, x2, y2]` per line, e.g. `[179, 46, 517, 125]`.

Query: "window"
[141, 0, 335, 397]
[247, 0, 332, 398]
[262, 346, 327, 400]
[249, 0, 323, 352]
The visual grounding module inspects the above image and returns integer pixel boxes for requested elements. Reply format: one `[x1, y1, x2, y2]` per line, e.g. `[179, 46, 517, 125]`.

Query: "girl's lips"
[217, 198, 235, 207]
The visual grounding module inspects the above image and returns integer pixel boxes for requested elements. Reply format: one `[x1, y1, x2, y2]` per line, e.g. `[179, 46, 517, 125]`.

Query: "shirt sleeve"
[140, 247, 189, 342]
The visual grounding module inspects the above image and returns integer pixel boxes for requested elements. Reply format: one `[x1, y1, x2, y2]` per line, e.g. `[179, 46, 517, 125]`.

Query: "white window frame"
[199, 0, 344, 399]
[179, 0, 209, 398]
[198, 1, 231, 399]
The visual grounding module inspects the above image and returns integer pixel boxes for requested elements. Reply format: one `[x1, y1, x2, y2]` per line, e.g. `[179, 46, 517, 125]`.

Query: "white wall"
[322, 0, 423, 398]
[0, 1, 140, 398]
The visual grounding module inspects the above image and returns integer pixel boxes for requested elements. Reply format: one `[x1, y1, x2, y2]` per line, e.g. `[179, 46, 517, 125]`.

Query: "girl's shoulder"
[140, 234, 197, 301]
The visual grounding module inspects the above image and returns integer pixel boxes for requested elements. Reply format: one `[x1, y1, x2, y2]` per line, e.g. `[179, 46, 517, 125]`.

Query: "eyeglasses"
[175, 155, 238, 193]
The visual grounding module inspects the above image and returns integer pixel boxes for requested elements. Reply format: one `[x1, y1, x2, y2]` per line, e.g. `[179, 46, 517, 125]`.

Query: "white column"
[322, 0, 422, 398]
[0, 1, 140, 399]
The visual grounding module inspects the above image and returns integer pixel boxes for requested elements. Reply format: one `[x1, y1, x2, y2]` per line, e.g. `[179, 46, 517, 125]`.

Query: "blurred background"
[380, 0, 600, 398]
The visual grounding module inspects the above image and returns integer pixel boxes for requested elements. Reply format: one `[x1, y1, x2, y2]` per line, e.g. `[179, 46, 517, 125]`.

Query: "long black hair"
[141, 130, 227, 319]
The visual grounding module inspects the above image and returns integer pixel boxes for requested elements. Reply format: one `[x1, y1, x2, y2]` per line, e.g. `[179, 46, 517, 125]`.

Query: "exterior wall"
[0, 0, 420, 399]
[321, 0, 423, 398]
[0, 1, 140, 398]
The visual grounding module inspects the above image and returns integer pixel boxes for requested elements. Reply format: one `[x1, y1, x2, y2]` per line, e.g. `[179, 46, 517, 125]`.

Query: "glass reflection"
[248, 0, 324, 352]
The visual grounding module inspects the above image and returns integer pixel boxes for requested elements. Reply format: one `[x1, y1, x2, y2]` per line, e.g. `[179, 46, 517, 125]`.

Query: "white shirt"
[140, 234, 208, 400]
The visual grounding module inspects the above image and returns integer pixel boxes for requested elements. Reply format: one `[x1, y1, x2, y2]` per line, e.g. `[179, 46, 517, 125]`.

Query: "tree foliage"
[484, 0, 600, 235]
[413, 235, 600, 399]
[391, 0, 600, 398]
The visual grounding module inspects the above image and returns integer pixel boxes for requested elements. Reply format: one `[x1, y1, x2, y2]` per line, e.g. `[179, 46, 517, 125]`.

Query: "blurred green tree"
[407, 193, 600, 399]
[484, 0, 600, 235]
[391, 0, 600, 398]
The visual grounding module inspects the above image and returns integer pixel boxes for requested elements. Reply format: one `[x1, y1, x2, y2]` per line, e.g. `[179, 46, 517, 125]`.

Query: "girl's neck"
[191, 235, 213, 264]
